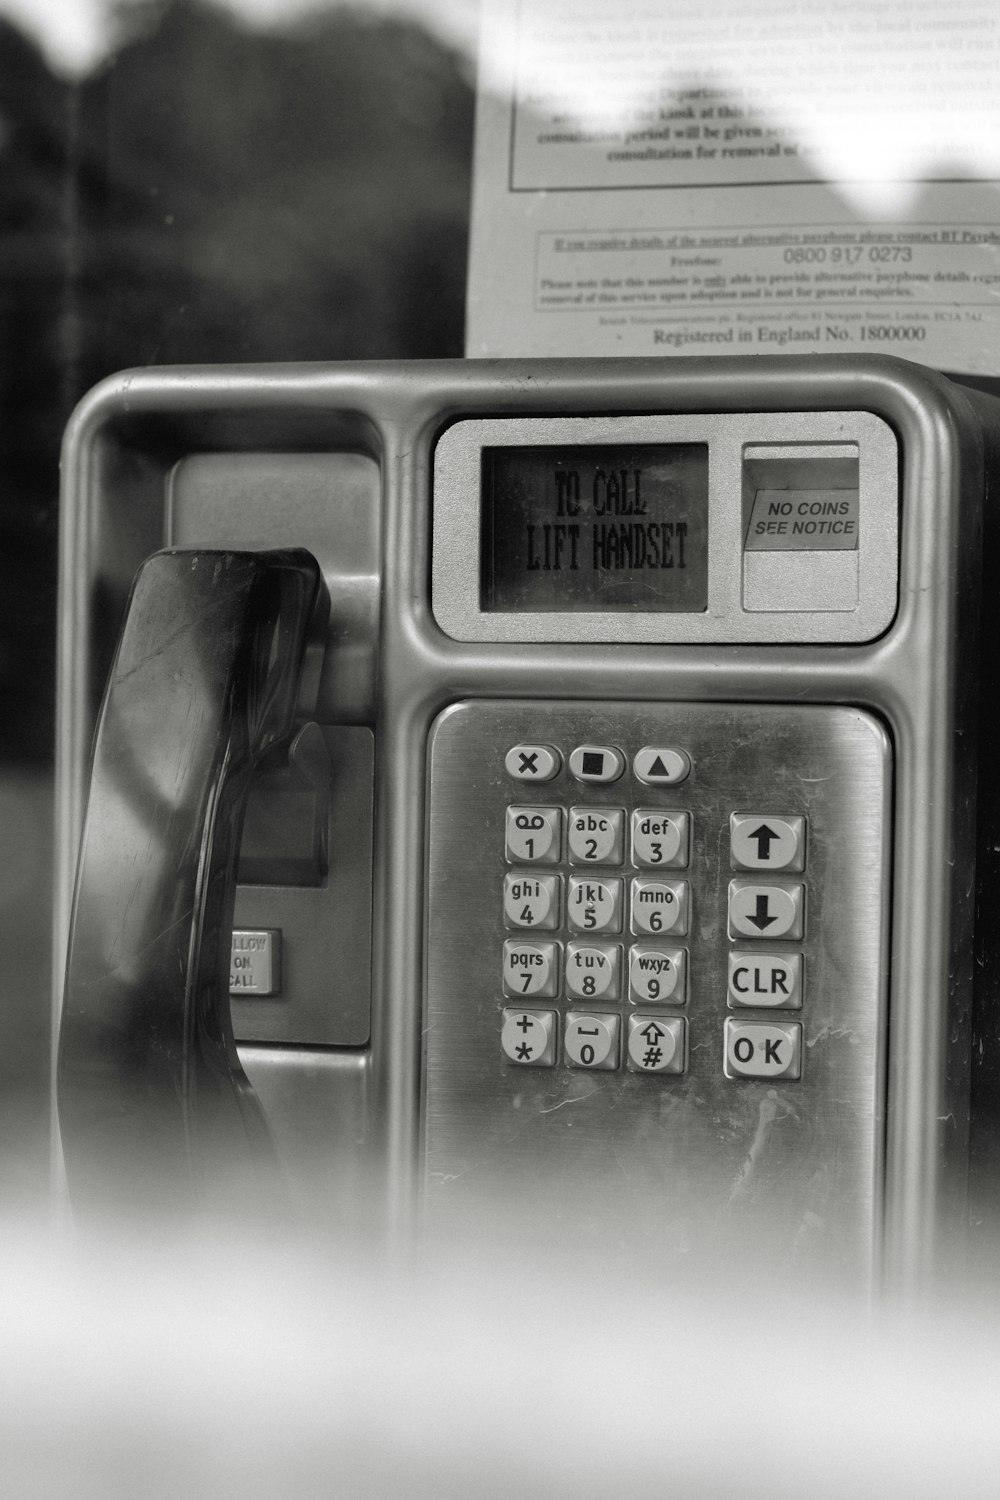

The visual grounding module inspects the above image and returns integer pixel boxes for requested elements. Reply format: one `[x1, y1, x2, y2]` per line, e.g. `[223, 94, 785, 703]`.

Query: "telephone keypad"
[501, 1008, 558, 1067]
[564, 1012, 620, 1070]
[497, 743, 817, 1083]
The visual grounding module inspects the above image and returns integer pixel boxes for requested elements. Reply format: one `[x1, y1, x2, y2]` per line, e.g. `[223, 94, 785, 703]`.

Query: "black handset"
[57, 548, 326, 1213]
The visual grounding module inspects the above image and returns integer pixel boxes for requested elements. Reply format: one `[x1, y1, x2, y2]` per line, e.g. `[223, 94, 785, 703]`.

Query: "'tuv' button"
[724, 1019, 802, 1080]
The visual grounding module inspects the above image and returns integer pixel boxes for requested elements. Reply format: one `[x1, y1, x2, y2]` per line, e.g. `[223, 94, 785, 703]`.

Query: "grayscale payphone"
[54, 356, 1000, 1292]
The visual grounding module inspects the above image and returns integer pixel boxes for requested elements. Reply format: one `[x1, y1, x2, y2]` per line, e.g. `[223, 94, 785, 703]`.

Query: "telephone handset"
[53, 357, 1000, 1286]
[57, 548, 327, 1210]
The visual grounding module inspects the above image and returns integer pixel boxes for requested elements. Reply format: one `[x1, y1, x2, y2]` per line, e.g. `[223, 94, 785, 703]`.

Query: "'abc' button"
[724, 1019, 802, 1080]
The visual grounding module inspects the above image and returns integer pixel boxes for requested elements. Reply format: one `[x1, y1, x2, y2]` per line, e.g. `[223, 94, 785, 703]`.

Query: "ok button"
[724, 1020, 802, 1080]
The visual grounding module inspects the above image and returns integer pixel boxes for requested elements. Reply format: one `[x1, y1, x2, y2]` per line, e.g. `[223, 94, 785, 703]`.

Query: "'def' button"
[230, 929, 282, 997]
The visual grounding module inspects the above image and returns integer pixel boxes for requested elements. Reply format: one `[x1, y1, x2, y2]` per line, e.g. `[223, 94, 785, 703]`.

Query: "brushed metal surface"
[424, 701, 891, 1280]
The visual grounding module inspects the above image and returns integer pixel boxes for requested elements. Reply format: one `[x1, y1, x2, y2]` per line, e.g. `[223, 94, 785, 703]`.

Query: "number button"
[628, 945, 687, 1005]
[505, 805, 561, 863]
[630, 877, 689, 936]
[567, 877, 623, 933]
[631, 809, 689, 868]
[503, 873, 561, 930]
[568, 807, 624, 865]
[564, 1012, 620, 1070]
[501, 1009, 557, 1067]
[503, 940, 559, 998]
[565, 943, 620, 1000]
[626, 1014, 686, 1074]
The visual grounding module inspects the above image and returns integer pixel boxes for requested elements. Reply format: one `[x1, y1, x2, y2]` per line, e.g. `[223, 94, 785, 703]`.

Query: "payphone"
[54, 356, 1000, 1290]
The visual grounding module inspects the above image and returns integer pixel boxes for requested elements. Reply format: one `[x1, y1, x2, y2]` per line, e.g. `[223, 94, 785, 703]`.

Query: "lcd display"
[481, 443, 709, 612]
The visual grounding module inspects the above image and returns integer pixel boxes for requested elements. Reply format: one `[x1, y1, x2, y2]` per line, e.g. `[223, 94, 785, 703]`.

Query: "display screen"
[481, 443, 709, 613]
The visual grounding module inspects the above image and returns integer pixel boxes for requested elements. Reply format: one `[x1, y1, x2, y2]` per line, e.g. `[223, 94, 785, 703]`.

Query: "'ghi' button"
[505, 744, 561, 782]
[569, 745, 625, 784]
[504, 873, 561, 930]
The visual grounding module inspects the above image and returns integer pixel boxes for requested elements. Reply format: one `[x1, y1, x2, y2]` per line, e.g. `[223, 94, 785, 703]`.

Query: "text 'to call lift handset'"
[54, 357, 1000, 1289]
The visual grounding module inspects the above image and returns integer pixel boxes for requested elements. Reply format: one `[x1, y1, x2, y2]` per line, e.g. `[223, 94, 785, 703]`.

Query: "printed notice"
[467, 0, 1000, 373]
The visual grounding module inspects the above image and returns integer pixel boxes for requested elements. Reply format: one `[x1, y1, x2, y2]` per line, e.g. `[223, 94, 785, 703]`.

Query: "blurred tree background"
[1, 0, 474, 765]
[0, 0, 473, 1191]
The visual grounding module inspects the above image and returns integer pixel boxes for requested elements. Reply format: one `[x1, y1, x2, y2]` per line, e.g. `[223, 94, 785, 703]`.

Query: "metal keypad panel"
[424, 702, 891, 1276]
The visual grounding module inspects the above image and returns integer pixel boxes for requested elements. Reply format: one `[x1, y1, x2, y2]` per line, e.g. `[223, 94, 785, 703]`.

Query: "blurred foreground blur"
[3, 1205, 1000, 1499]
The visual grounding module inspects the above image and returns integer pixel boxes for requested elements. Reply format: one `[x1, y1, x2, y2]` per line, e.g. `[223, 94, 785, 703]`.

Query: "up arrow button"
[730, 813, 806, 872]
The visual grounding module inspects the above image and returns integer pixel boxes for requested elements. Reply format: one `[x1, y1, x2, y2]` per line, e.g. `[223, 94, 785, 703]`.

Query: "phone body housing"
[54, 356, 1000, 1291]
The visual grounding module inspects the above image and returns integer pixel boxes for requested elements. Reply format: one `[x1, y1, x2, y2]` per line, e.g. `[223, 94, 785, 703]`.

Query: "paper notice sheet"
[466, 0, 1000, 373]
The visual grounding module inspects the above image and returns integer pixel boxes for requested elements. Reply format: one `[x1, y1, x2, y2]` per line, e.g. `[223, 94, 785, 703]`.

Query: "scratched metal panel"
[423, 701, 890, 1280]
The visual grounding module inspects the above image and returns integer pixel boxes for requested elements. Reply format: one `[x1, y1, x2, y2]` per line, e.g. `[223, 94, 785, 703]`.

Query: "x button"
[504, 743, 561, 782]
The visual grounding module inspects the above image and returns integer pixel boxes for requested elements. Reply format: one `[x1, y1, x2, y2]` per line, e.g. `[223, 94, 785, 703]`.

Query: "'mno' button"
[724, 1019, 801, 1080]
